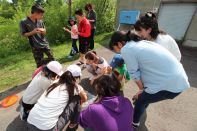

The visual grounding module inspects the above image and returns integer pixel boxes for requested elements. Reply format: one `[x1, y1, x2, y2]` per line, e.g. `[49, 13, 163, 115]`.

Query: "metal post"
[68, 0, 72, 17]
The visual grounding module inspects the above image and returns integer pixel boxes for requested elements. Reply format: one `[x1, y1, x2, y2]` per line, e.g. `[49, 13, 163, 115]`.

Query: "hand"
[106, 66, 112, 74]
[63, 27, 69, 32]
[32, 28, 40, 34]
[132, 90, 143, 101]
[75, 31, 79, 35]
[37, 28, 45, 32]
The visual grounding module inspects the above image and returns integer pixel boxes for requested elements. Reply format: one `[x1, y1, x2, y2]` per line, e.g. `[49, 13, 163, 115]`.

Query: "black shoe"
[132, 122, 140, 129]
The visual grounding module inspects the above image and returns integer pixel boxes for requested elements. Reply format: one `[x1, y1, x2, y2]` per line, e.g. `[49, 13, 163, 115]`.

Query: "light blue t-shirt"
[121, 40, 190, 94]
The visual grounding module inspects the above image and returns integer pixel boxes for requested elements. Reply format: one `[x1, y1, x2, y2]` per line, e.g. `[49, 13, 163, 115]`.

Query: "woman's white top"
[27, 84, 83, 130]
[154, 34, 181, 61]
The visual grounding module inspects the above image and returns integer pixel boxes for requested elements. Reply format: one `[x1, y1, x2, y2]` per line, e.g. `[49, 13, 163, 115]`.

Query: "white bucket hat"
[67, 64, 82, 77]
[47, 61, 63, 76]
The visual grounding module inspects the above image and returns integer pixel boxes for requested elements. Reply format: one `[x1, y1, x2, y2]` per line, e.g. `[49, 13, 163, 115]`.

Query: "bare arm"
[90, 67, 108, 85]
[63, 27, 75, 35]
[79, 90, 88, 102]
[88, 19, 95, 22]
[39, 28, 46, 35]
[23, 28, 42, 37]
[135, 80, 144, 90]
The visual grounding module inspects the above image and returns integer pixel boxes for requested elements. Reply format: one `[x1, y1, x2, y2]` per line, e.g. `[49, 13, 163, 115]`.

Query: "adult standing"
[109, 31, 190, 128]
[75, 9, 91, 66]
[85, 3, 97, 50]
[134, 12, 181, 61]
[20, 4, 54, 68]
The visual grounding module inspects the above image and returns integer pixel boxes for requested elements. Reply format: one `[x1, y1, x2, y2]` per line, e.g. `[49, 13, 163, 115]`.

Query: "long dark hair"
[134, 12, 166, 39]
[109, 30, 141, 50]
[42, 66, 58, 79]
[68, 17, 77, 26]
[93, 74, 121, 99]
[85, 3, 93, 11]
[46, 71, 77, 97]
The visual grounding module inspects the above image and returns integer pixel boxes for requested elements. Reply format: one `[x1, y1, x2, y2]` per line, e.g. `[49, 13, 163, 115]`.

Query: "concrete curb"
[0, 81, 30, 101]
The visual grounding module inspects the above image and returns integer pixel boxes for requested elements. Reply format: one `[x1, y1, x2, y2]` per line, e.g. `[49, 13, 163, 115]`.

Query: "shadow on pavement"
[80, 78, 96, 96]
[180, 46, 197, 88]
[138, 110, 149, 131]
[6, 116, 27, 131]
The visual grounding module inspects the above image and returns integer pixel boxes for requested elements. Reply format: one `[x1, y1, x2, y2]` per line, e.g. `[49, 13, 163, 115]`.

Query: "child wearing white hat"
[27, 64, 87, 131]
[20, 61, 63, 121]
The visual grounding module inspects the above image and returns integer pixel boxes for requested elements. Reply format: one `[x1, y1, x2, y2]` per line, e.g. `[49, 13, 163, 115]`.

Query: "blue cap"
[110, 54, 125, 69]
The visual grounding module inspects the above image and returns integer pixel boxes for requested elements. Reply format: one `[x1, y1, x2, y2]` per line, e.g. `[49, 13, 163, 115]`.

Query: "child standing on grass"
[63, 17, 79, 58]
[109, 54, 131, 96]
[20, 61, 63, 121]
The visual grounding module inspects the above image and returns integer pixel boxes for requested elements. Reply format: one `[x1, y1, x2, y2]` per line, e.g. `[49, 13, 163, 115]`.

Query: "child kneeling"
[85, 51, 109, 85]
[27, 65, 87, 131]
[20, 61, 63, 121]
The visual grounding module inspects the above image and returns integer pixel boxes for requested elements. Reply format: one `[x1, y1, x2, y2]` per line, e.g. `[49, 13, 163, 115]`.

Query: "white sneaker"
[132, 122, 140, 128]
[19, 106, 24, 120]
[67, 55, 73, 59]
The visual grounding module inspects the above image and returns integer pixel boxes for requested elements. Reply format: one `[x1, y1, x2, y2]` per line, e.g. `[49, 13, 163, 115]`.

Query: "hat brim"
[58, 71, 64, 76]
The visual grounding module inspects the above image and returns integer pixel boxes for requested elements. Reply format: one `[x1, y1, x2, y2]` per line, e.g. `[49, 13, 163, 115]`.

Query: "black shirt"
[20, 17, 49, 48]
[87, 10, 97, 29]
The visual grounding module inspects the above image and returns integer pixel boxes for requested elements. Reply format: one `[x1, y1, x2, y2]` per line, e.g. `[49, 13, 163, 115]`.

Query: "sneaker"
[132, 122, 140, 128]
[67, 55, 73, 59]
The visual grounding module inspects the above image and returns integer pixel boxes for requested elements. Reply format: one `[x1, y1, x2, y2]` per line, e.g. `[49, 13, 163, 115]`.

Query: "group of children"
[20, 48, 133, 131]
[19, 2, 190, 130]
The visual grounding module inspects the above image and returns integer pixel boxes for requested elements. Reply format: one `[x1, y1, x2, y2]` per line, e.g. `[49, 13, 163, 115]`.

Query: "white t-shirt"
[71, 25, 78, 39]
[97, 57, 109, 69]
[27, 84, 84, 130]
[22, 72, 52, 104]
[154, 34, 181, 61]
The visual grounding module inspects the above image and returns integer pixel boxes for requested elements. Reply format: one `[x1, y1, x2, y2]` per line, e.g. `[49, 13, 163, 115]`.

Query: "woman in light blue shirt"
[109, 31, 190, 128]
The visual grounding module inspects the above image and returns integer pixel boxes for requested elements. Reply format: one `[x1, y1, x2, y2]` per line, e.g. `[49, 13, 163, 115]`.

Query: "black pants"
[27, 95, 81, 131]
[22, 101, 34, 113]
[32, 46, 54, 68]
[89, 29, 95, 50]
[21, 101, 34, 120]
[69, 39, 78, 56]
[133, 90, 180, 123]
[79, 37, 90, 54]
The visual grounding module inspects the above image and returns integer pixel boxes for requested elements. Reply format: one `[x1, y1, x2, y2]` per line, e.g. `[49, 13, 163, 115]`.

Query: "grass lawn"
[0, 33, 112, 92]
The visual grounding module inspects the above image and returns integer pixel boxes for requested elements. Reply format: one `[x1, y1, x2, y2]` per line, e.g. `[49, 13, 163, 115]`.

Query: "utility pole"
[68, 0, 71, 17]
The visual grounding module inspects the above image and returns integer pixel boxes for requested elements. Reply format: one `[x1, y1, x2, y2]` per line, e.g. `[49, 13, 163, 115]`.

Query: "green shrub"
[0, 0, 116, 58]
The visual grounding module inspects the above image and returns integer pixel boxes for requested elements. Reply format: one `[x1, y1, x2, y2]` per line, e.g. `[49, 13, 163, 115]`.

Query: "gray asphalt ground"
[0, 46, 197, 131]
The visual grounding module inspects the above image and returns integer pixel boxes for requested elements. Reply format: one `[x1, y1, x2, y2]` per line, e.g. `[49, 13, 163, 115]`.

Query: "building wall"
[116, 0, 197, 47]
[183, 10, 197, 47]
[116, 0, 160, 30]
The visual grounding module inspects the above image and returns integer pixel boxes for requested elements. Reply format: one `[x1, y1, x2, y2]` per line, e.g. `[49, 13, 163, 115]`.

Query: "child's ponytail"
[109, 31, 142, 50]
[46, 71, 77, 97]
